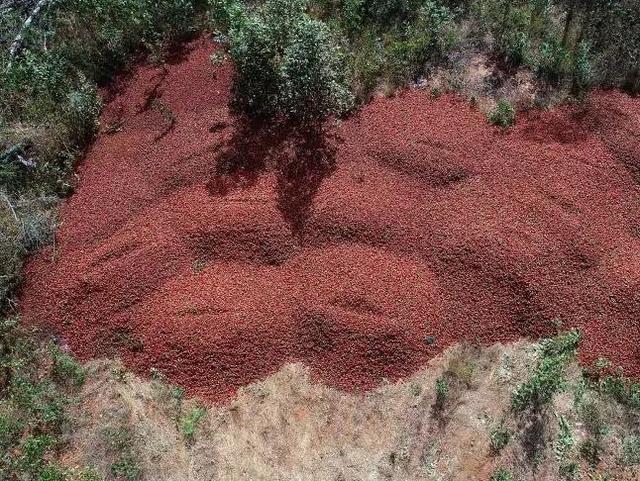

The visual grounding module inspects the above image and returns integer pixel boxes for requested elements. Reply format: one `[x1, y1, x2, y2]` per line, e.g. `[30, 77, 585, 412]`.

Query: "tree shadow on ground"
[207, 118, 338, 236]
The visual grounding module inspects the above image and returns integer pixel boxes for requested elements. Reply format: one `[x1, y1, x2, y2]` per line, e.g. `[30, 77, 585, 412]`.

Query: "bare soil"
[62, 342, 640, 480]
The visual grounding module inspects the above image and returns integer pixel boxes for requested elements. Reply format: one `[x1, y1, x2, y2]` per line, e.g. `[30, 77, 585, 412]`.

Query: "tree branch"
[8, 0, 49, 59]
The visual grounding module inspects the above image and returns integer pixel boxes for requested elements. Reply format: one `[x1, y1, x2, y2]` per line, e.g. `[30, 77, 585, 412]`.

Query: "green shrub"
[384, 1, 455, 84]
[341, 0, 366, 33]
[579, 400, 608, 439]
[0, 196, 57, 310]
[0, 0, 205, 312]
[104, 426, 141, 481]
[50, 0, 198, 81]
[572, 40, 592, 93]
[111, 453, 141, 481]
[597, 375, 640, 410]
[472, 0, 535, 67]
[554, 415, 579, 479]
[210, 0, 245, 32]
[488, 99, 515, 127]
[490, 424, 511, 453]
[0, 318, 89, 480]
[558, 461, 579, 480]
[181, 406, 207, 441]
[434, 376, 449, 410]
[537, 39, 571, 84]
[511, 330, 580, 411]
[581, 0, 640, 93]
[51, 346, 86, 387]
[623, 436, 640, 466]
[228, 0, 353, 121]
[63, 78, 102, 146]
[490, 468, 513, 481]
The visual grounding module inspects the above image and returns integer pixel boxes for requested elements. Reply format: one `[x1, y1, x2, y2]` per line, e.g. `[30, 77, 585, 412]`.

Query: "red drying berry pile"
[20, 37, 640, 401]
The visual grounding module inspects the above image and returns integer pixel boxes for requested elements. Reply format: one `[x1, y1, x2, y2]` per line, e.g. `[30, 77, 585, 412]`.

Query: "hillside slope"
[63, 342, 640, 480]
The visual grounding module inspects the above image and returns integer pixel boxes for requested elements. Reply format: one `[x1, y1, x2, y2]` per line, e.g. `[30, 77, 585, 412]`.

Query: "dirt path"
[20, 37, 640, 401]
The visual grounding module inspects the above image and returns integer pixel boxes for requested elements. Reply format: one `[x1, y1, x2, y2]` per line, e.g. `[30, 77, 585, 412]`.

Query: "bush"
[623, 436, 640, 466]
[537, 39, 572, 84]
[228, 0, 353, 121]
[572, 40, 593, 93]
[490, 425, 511, 453]
[581, 0, 640, 94]
[472, 0, 535, 67]
[209, 0, 245, 32]
[104, 426, 141, 481]
[0, 195, 56, 309]
[384, 1, 456, 84]
[599, 376, 640, 409]
[490, 468, 513, 481]
[181, 406, 207, 441]
[511, 330, 580, 411]
[488, 99, 515, 127]
[434, 376, 450, 410]
[50, 0, 199, 81]
[579, 438, 601, 468]
[0, 0, 205, 311]
[0, 318, 88, 479]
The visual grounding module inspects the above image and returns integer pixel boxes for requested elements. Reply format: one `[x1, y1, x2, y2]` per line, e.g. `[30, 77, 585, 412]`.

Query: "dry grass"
[58, 341, 640, 481]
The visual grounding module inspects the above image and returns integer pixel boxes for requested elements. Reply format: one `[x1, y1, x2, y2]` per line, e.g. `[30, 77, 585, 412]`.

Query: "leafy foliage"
[0, 0, 205, 309]
[0, 318, 88, 479]
[488, 99, 515, 127]
[511, 330, 580, 410]
[597, 375, 640, 409]
[0, 2, 205, 477]
[554, 416, 581, 479]
[228, 0, 353, 121]
[471, 0, 639, 92]
[181, 406, 207, 441]
[490, 468, 513, 481]
[490, 424, 512, 453]
[331, 0, 457, 98]
[104, 426, 141, 481]
[623, 436, 640, 466]
[434, 375, 450, 410]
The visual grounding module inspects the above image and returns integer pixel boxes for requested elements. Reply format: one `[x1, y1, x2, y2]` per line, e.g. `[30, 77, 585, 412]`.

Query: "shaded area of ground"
[20, 37, 640, 401]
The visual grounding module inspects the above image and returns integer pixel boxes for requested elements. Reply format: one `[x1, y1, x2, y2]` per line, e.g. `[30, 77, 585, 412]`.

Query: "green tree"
[228, 0, 353, 121]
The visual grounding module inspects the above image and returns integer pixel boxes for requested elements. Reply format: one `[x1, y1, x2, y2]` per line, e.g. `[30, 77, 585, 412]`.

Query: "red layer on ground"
[20, 37, 640, 401]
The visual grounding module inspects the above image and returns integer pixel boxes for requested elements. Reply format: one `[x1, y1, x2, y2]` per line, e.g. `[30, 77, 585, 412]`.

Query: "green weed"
[488, 99, 516, 127]
[490, 424, 511, 453]
[622, 436, 640, 466]
[434, 376, 449, 410]
[0, 317, 90, 480]
[511, 330, 580, 411]
[490, 468, 513, 481]
[181, 406, 207, 442]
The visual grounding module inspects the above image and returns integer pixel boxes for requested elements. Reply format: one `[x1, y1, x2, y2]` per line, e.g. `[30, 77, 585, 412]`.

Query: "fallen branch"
[8, 0, 49, 60]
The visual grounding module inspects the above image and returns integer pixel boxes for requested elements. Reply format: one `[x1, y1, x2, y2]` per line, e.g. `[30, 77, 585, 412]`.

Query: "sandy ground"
[62, 341, 639, 481]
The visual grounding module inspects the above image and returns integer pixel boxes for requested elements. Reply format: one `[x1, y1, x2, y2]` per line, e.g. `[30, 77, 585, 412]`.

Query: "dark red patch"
[20, 37, 640, 402]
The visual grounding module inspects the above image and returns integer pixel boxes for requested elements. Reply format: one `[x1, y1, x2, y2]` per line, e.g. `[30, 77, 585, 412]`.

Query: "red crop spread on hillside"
[20, 37, 640, 401]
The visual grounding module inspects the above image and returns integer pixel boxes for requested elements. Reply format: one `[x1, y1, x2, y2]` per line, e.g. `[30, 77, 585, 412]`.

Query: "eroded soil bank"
[20, 37, 640, 401]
